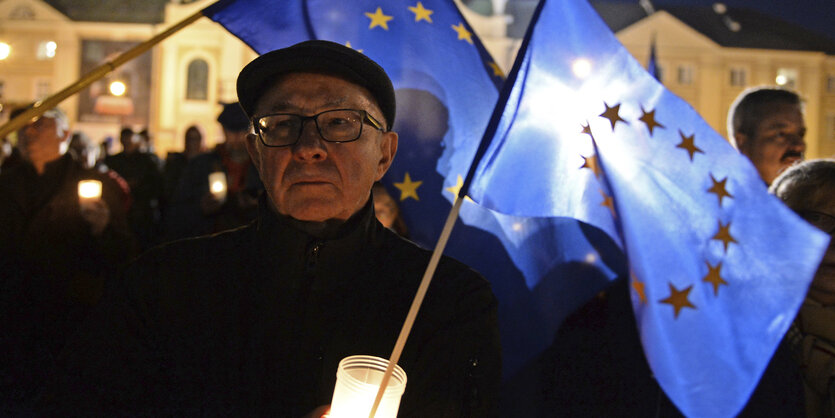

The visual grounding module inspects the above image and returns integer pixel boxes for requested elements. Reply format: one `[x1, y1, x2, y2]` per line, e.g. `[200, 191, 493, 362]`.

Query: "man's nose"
[292, 119, 327, 161]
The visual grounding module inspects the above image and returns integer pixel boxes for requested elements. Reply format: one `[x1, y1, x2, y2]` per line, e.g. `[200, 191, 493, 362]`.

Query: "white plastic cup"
[78, 180, 102, 210]
[329, 355, 407, 418]
[208, 171, 227, 202]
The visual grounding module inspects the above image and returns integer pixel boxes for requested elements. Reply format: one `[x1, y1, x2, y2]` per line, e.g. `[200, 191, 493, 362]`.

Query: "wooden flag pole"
[0, 6, 210, 140]
[368, 195, 465, 418]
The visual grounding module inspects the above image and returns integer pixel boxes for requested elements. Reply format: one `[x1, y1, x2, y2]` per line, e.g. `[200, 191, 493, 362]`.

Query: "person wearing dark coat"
[0, 107, 134, 414]
[44, 40, 501, 417]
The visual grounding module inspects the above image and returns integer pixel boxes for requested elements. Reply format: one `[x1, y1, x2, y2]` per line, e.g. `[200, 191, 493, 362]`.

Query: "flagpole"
[368, 195, 465, 418]
[0, 4, 213, 140]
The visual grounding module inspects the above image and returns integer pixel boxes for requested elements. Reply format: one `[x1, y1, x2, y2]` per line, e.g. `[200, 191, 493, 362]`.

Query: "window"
[0, 80, 5, 99]
[730, 67, 747, 87]
[775, 68, 798, 89]
[826, 113, 835, 143]
[35, 79, 50, 99]
[677, 65, 693, 85]
[36, 41, 56, 60]
[827, 75, 835, 94]
[186, 58, 209, 101]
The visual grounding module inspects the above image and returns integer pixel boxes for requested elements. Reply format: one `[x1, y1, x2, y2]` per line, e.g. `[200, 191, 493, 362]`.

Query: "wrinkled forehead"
[255, 72, 381, 116]
[756, 102, 804, 126]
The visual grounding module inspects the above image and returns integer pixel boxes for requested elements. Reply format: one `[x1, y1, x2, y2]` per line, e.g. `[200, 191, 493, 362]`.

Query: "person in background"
[727, 87, 806, 185]
[163, 103, 261, 240]
[372, 181, 408, 237]
[69, 131, 132, 213]
[162, 125, 204, 208]
[0, 107, 134, 414]
[105, 126, 164, 250]
[771, 159, 835, 417]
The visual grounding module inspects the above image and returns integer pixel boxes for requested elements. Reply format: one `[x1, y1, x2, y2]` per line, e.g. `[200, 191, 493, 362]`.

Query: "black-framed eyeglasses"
[253, 109, 384, 147]
[799, 210, 835, 236]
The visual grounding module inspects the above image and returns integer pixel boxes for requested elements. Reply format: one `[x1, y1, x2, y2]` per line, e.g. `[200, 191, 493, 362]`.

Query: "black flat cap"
[217, 101, 250, 132]
[236, 40, 396, 130]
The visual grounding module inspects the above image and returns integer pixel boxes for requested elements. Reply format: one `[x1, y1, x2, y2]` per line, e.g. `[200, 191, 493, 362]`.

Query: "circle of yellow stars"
[355, 4, 502, 81]
[580, 100, 740, 319]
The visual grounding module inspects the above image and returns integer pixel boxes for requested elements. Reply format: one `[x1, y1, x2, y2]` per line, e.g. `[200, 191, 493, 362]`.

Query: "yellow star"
[638, 106, 664, 136]
[344, 41, 363, 53]
[600, 189, 616, 217]
[600, 102, 627, 131]
[394, 172, 422, 201]
[581, 122, 592, 137]
[631, 272, 647, 304]
[707, 174, 733, 207]
[676, 130, 704, 162]
[365, 7, 393, 30]
[488, 62, 505, 78]
[581, 153, 601, 178]
[711, 220, 738, 253]
[444, 175, 474, 201]
[702, 260, 728, 296]
[408, 2, 433, 23]
[659, 283, 697, 319]
[452, 22, 473, 44]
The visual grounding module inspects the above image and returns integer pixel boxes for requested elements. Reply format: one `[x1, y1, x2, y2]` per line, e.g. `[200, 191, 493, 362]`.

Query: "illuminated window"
[677, 65, 693, 85]
[730, 67, 747, 87]
[37, 41, 57, 60]
[775, 68, 798, 89]
[186, 58, 209, 101]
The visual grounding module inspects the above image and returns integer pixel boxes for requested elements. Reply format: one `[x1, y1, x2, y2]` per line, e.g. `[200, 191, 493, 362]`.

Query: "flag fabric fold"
[460, 0, 830, 416]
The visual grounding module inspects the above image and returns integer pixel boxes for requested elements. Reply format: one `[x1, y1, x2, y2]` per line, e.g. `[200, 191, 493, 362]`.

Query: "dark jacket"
[0, 153, 134, 412]
[45, 198, 501, 417]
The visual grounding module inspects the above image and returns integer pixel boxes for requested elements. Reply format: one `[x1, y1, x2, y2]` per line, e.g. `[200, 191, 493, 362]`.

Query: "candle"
[78, 179, 102, 210]
[329, 355, 407, 418]
[208, 171, 227, 202]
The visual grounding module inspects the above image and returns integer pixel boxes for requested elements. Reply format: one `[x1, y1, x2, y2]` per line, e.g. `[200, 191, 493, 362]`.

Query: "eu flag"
[459, 0, 830, 416]
[203, 0, 625, 389]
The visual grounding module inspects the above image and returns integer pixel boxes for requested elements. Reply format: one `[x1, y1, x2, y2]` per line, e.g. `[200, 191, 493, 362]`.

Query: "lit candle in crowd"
[209, 171, 228, 202]
[329, 355, 407, 418]
[78, 179, 102, 210]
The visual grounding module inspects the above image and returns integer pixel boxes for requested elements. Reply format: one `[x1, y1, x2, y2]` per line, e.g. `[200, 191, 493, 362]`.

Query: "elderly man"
[771, 159, 835, 416]
[47, 41, 500, 416]
[0, 107, 133, 412]
[727, 87, 806, 185]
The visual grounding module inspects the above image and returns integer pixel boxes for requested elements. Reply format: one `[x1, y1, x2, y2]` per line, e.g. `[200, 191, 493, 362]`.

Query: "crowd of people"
[0, 39, 832, 416]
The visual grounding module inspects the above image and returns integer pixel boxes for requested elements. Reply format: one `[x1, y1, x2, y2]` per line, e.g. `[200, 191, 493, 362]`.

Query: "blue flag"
[203, 0, 625, 387]
[459, 0, 830, 416]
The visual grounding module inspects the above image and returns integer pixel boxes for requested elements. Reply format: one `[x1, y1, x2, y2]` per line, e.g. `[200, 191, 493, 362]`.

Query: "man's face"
[736, 102, 806, 185]
[246, 72, 398, 222]
[20, 115, 66, 162]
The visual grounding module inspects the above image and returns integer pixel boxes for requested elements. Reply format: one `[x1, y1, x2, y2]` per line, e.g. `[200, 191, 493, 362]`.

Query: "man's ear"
[245, 133, 261, 171]
[376, 131, 398, 180]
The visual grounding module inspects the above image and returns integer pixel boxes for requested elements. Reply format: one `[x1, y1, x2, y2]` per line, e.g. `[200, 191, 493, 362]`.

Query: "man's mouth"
[781, 151, 803, 163]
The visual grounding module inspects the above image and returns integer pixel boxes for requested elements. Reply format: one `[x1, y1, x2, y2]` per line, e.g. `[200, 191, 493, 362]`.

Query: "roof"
[42, 0, 167, 24]
[591, 1, 835, 55]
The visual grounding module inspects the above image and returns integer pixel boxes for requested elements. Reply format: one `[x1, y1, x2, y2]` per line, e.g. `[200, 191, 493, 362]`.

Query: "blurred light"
[572, 58, 592, 79]
[109, 81, 127, 96]
[713, 3, 727, 14]
[0, 42, 10, 60]
[584, 252, 597, 264]
[775, 74, 787, 86]
[512, 222, 523, 232]
[45, 41, 56, 58]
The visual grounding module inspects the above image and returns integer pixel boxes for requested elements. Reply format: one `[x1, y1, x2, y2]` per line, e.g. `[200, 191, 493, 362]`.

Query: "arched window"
[186, 58, 209, 101]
